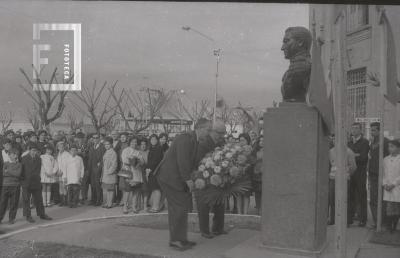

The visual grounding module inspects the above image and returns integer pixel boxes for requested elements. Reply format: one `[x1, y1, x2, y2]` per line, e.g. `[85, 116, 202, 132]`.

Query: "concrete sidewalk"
[1, 204, 399, 258]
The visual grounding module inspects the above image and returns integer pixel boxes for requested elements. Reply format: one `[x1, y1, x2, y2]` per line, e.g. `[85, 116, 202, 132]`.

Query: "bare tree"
[25, 106, 40, 132]
[66, 110, 84, 133]
[110, 84, 173, 134]
[179, 99, 213, 125]
[0, 111, 13, 133]
[71, 80, 118, 134]
[235, 102, 263, 133]
[219, 102, 245, 134]
[19, 67, 71, 131]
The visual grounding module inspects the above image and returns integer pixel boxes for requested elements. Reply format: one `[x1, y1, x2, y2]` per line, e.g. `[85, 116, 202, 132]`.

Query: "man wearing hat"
[4, 130, 14, 142]
[74, 132, 90, 204]
[21, 142, 52, 223]
[21, 132, 38, 158]
[194, 120, 228, 238]
[37, 130, 48, 154]
[0, 138, 14, 196]
[87, 133, 106, 206]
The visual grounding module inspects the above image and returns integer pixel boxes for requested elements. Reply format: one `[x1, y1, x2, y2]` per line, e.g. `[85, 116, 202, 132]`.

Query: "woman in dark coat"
[146, 134, 164, 212]
[159, 133, 169, 154]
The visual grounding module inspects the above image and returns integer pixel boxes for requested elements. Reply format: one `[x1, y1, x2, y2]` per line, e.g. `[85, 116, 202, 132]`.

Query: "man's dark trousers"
[0, 186, 20, 221]
[81, 170, 91, 202]
[68, 184, 80, 207]
[349, 169, 367, 223]
[90, 168, 102, 205]
[159, 181, 191, 242]
[22, 187, 45, 218]
[195, 191, 225, 234]
[369, 175, 387, 225]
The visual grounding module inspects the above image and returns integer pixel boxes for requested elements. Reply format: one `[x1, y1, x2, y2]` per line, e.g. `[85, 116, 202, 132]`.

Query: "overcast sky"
[0, 1, 308, 120]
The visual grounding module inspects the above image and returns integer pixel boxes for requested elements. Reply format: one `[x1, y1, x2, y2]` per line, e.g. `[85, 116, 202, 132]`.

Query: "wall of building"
[310, 4, 400, 139]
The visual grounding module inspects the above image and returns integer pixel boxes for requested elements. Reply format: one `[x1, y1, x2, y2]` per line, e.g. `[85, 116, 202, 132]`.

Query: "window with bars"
[347, 5, 369, 32]
[347, 68, 367, 120]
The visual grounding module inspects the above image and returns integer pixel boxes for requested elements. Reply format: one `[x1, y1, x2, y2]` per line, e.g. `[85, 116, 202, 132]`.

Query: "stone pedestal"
[261, 102, 329, 257]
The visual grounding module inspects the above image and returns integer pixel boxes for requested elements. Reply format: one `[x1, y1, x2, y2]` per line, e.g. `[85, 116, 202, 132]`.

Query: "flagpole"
[214, 49, 221, 124]
[377, 97, 385, 232]
[334, 11, 347, 258]
[377, 9, 388, 232]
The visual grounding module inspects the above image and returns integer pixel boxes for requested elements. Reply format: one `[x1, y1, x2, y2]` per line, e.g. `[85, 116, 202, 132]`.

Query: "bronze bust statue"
[280, 27, 312, 102]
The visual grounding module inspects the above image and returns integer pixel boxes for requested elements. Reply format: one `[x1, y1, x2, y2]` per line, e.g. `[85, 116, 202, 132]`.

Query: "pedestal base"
[261, 102, 329, 256]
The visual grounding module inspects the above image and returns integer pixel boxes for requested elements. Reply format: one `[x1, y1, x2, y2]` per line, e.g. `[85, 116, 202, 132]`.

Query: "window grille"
[347, 68, 367, 119]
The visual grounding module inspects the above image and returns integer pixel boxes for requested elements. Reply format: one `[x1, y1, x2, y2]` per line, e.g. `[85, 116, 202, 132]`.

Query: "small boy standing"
[0, 149, 22, 224]
[21, 143, 52, 223]
[63, 145, 84, 208]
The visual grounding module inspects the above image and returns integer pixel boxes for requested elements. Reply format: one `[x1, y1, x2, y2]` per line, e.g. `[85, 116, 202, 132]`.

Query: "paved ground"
[0, 199, 399, 258]
[9, 219, 257, 258]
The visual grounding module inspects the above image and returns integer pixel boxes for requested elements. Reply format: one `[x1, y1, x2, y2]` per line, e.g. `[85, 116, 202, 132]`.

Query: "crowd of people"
[0, 123, 264, 234]
[0, 120, 398, 250]
[329, 122, 400, 233]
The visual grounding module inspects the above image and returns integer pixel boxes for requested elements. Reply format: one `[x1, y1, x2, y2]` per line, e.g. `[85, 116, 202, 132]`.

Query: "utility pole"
[182, 26, 221, 124]
[334, 10, 348, 258]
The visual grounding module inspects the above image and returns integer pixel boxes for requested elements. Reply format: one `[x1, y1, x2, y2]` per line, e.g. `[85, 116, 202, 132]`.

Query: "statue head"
[281, 26, 312, 59]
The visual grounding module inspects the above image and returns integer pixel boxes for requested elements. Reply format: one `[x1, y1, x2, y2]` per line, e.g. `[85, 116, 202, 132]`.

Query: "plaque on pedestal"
[261, 102, 329, 257]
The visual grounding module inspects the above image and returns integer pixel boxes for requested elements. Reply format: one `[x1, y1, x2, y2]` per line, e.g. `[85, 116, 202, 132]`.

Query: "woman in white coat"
[56, 141, 72, 206]
[383, 139, 400, 233]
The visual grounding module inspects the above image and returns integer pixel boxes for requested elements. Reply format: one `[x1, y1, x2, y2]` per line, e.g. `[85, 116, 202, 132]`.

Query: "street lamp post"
[182, 26, 221, 124]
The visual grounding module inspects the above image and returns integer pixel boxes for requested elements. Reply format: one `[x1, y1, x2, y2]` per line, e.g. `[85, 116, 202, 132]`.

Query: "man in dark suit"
[347, 122, 370, 227]
[87, 133, 106, 206]
[368, 122, 389, 228]
[156, 118, 212, 251]
[75, 132, 89, 205]
[195, 120, 227, 239]
[21, 143, 52, 223]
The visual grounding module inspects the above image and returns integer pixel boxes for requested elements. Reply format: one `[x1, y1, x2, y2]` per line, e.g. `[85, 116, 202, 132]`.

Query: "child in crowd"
[383, 139, 400, 233]
[0, 149, 22, 224]
[40, 144, 58, 207]
[138, 138, 149, 211]
[101, 137, 118, 209]
[63, 145, 84, 208]
[56, 141, 71, 206]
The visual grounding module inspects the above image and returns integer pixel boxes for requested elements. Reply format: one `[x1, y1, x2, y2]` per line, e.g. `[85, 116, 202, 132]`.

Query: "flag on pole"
[379, 9, 399, 105]
[307, 21, 334, 134]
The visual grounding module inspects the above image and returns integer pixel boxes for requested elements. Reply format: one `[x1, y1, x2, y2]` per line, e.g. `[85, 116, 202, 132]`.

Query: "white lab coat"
[383, 154, 400, 203]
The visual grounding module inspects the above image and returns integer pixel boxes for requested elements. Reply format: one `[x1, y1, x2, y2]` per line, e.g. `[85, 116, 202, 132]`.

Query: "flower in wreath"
[205, 160, 214, 168]
[210, 174, 222, 186]
[225, 152, 233, 159]
[237, 154, 247, 165]
[234, 145, 243, 151]
[195, 178, 206, 189]
[214, 166, 222, 174]
[229, 166, 240, 177]
[203, 170, 210, 178]
[221, 160, 229, 168]
[213, 153, 222, 161]
[243, 145, 253, 156]
[198, 164, 206, 172]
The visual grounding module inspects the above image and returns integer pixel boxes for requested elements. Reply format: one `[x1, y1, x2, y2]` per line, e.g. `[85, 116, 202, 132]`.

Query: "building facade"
[310, 4, 400, 138]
